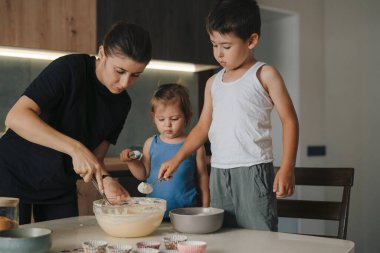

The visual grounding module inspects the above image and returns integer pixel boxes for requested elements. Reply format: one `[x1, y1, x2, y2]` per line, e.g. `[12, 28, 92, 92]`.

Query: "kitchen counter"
[21, 216, 355, 253]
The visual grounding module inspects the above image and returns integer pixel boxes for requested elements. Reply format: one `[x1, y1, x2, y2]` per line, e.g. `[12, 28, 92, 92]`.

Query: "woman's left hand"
[103, 176, 131, 203]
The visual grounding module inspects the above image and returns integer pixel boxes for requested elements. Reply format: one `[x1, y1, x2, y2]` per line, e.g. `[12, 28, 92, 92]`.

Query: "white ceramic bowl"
[0, 227, 52, 253]
[170, 207, 224, 234]
[93, 197, 166, 237]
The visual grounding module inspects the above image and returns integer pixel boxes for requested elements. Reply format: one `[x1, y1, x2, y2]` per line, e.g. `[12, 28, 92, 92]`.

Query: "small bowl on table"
[177, 240, 207, 253]
[170, 207, 224, 234]
[0, 227, 52, 253]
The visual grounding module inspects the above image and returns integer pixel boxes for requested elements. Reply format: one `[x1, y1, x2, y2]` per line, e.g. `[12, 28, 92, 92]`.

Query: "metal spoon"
[128, 150, 143, 160]
[91, 177, 113, 205]
[137, 178, 163, 194]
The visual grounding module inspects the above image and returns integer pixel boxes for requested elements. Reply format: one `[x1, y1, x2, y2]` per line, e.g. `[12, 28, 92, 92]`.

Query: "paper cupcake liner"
[82, 240, 108, 253]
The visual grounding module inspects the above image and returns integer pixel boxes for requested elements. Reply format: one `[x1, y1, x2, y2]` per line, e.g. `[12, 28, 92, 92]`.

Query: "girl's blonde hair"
[151, 83, 192, 126]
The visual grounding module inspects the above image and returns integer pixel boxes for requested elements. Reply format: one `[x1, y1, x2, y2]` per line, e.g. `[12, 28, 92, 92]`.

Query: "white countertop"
[22, 216, 355, 253]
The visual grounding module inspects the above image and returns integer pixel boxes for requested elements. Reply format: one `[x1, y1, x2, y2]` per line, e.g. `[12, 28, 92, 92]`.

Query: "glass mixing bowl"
[93, 197, 166, 238]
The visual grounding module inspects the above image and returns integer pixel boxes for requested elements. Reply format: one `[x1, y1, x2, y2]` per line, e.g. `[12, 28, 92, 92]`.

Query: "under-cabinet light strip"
[0, 46, 217, 73]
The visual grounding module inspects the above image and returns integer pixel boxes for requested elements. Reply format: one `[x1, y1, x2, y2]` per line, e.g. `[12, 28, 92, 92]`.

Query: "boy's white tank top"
[208, 61, 274, 168]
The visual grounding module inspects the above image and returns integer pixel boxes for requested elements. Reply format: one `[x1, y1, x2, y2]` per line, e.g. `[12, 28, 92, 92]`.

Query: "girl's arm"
[120, 137, 153, 181]
[259, 65, 299, 198]
[195, 145, 210, 207]
[159, 76, 215, 179]
[5, 95, 105, 190]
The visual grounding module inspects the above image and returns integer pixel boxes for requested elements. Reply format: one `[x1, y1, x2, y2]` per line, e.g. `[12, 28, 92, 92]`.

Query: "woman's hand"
[71, 143, 104, 190]
[103, 176, 130, 204]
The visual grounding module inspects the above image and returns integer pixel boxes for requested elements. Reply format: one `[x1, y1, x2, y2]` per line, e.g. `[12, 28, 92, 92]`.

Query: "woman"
[0, 21, 152, 224]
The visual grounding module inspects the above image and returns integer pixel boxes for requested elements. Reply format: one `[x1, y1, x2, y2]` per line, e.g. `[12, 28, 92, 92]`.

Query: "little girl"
[120, 83, 210, 217]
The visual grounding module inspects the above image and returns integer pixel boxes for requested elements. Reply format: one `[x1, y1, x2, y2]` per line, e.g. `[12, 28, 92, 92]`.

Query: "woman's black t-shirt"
[0, 54, 131, 204]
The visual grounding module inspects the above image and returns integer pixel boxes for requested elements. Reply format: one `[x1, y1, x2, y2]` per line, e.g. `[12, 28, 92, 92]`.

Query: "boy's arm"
[260, 65, 299, 198]
[119, 137, 153, 181]
[195, 145, 210, 207]
[158, 76, 214, 179]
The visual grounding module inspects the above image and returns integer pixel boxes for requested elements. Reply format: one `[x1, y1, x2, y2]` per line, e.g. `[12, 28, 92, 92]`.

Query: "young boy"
[158, 0, 299, 231]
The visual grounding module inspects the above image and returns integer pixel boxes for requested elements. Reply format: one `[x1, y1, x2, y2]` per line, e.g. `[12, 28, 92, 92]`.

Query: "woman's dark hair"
[151, 83, 193, 126]
[102, 21, 152, 64]
[206, 0, 261, 40]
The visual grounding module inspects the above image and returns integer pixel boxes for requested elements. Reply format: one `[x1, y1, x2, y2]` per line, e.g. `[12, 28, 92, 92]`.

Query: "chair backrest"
[277, 167, 354, 239]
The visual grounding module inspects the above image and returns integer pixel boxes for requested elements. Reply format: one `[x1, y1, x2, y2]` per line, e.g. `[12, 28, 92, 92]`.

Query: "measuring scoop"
[137, 178, 163, 194]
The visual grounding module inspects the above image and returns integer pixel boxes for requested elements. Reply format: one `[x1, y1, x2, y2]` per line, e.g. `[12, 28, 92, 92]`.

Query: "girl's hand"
[103, 176, 130, 203]
[120, 148, 133, 162]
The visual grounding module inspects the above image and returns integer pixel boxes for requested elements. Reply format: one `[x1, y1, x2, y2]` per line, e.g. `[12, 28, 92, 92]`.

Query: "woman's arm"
[195, 145, 210, 207]
[5, 95, 105, 190]
[259, 65, 299, 198]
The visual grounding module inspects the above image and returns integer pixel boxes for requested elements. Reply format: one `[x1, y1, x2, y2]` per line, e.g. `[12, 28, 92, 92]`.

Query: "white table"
[22, 216, 355, 253]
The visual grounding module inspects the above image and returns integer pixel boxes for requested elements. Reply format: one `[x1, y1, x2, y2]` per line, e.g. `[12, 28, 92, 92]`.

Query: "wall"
[258, 0, 379, 252]
[324, 1, 380, 253]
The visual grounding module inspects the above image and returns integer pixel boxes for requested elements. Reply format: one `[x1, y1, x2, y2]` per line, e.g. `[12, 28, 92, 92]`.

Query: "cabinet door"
[0, 0, 96, 53]
[97, 0, 218, 64]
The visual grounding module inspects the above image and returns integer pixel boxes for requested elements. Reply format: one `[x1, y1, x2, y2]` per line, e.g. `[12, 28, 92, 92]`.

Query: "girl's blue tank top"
[147, 135, 197, 218]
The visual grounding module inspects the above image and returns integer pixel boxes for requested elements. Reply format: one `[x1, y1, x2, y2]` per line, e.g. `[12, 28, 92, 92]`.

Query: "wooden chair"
[277, 167, 354, 239]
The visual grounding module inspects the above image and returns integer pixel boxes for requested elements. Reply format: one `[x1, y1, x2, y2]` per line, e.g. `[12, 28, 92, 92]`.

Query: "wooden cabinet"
[0, 0, 96, 53]
[97, 0, 218, 64]
[0, 0, 220, 64]
[0, 0, 218, 63]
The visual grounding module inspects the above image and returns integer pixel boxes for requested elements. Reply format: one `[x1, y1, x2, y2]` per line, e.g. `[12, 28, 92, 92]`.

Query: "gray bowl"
[170, 207, 224, 234]
[0, 227, 52, 253]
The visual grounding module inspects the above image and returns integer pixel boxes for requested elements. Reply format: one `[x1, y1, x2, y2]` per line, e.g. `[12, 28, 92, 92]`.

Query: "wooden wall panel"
[0, 0, 96, 53]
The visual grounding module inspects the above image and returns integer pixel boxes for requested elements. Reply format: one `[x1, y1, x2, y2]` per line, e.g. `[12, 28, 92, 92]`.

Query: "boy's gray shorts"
[210, 163, 278, 231]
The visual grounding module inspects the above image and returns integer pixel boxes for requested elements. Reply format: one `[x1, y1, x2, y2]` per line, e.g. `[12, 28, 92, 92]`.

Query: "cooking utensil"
[169, 207, 224, 234]
[91, 178, 113, 205]
[93, 197, 166, 237]
[137, 178, 163, 194]
[128, 150, 143, 160]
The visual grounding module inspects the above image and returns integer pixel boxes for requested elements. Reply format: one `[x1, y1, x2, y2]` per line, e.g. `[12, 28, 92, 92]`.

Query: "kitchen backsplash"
[0, 55, 201, 156]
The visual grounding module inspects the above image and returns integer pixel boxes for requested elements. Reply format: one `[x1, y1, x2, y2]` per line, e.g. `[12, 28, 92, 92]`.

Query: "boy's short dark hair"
[102, 21, 152, 64]
[206, 0, 261, 40]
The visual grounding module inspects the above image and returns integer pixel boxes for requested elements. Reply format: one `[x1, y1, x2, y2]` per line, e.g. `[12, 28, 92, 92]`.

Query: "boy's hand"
[273, 167, 295, 198]
[158, 158, 180, 179]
